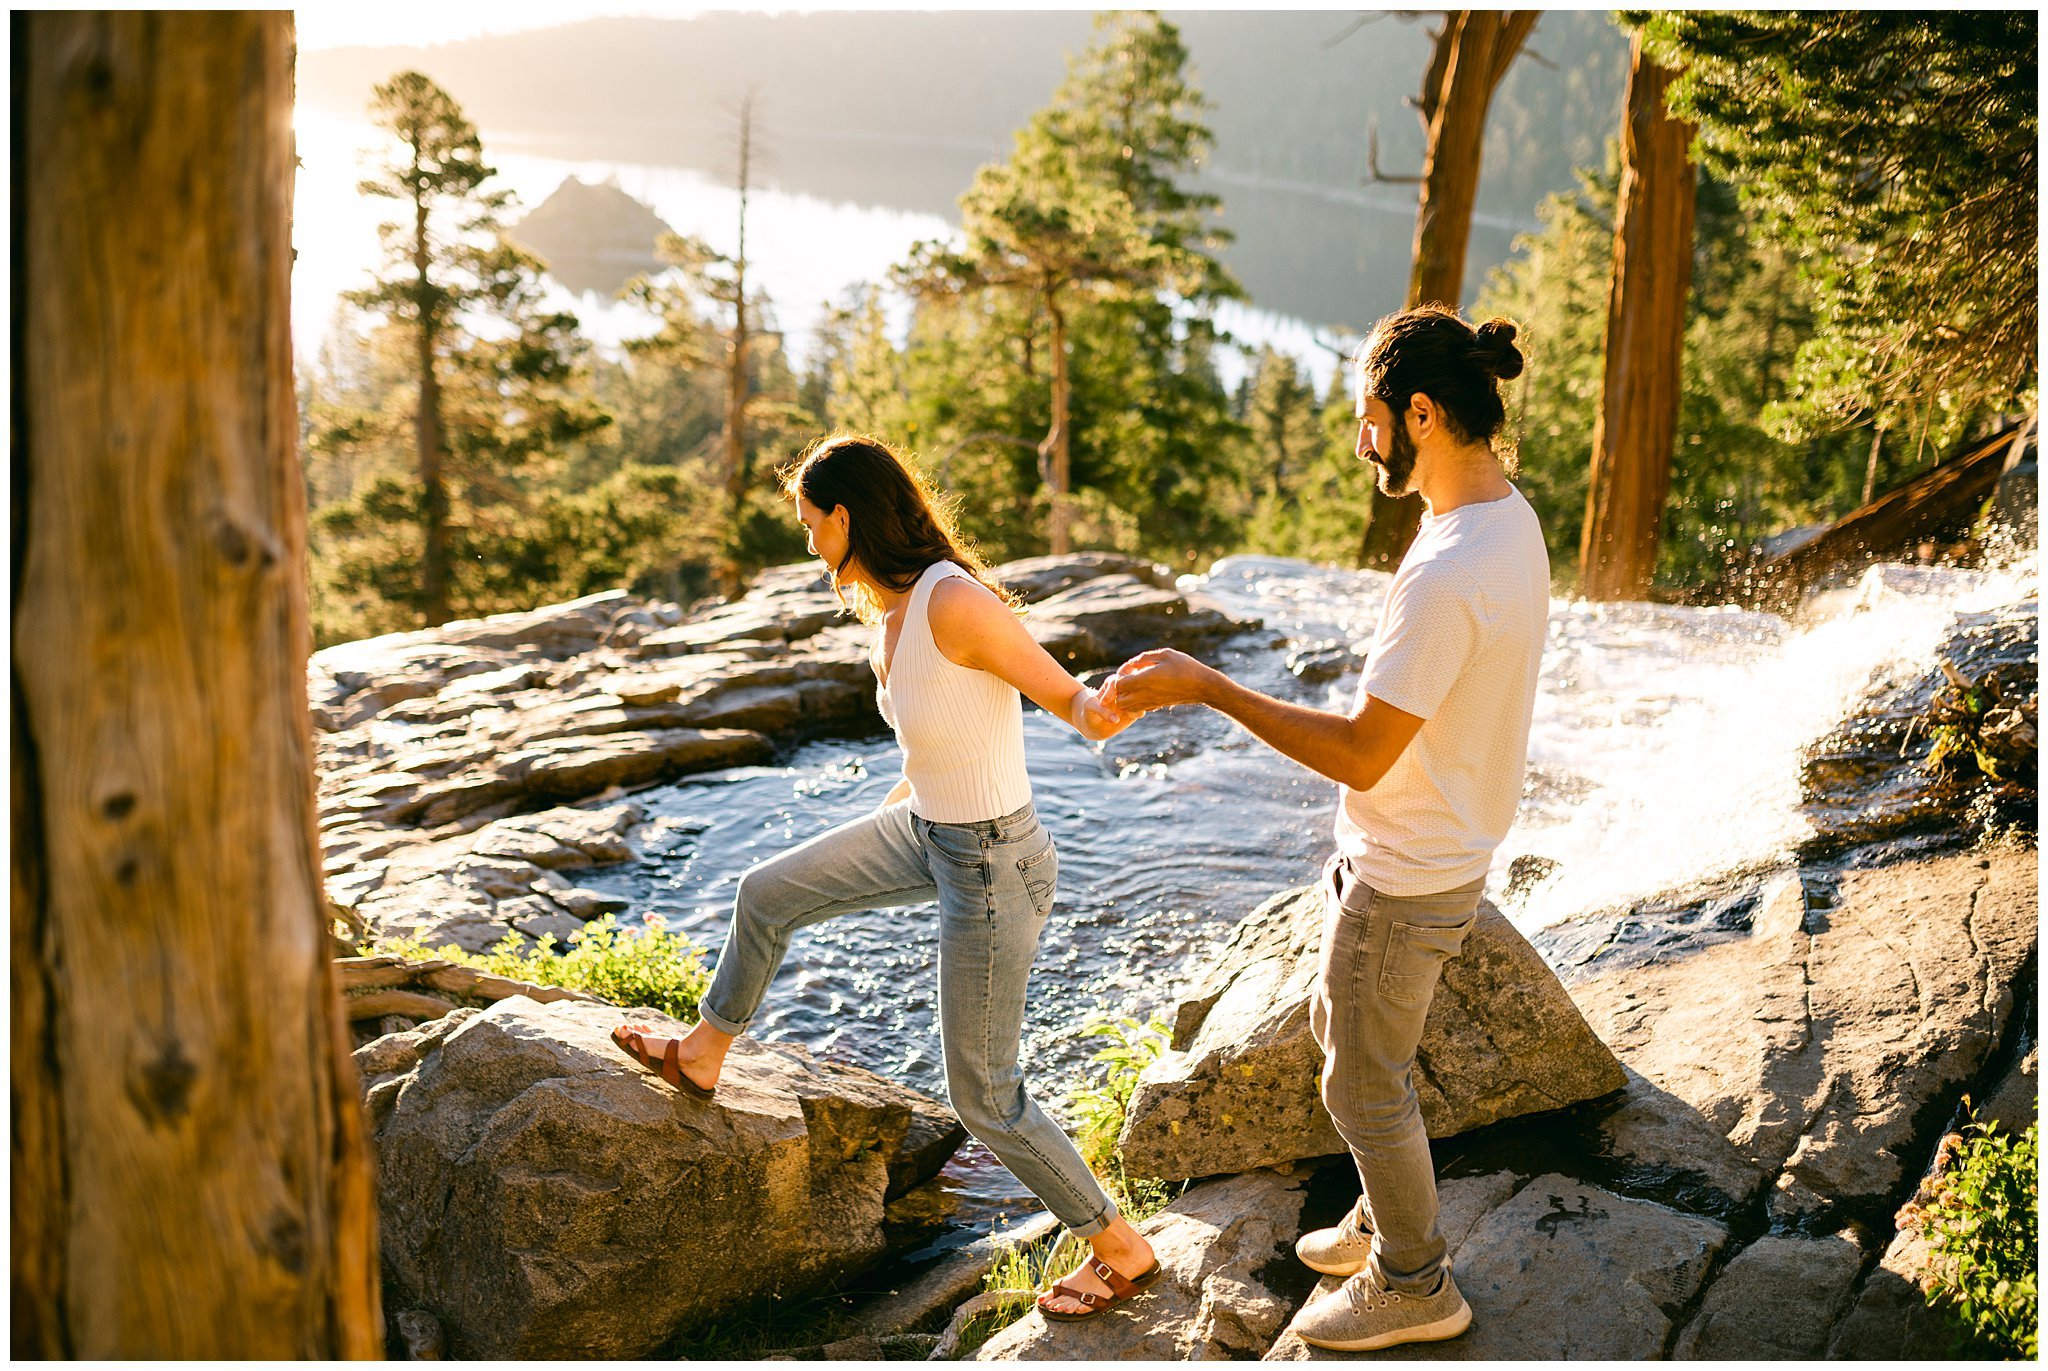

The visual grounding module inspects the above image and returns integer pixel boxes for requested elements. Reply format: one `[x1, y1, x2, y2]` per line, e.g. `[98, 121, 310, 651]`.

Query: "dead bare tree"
[1356, 10, 1540, 570]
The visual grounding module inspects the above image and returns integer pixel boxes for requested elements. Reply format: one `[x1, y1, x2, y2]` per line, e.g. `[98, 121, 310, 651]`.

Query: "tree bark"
[1043, 290, 1073, 555]
[720, 93, 755, 596]
[13, 12, 382, 1357]
[411, 140, 450, 625]
[1360, 10, 1537, 571]
[1579, 37, 1697, 602]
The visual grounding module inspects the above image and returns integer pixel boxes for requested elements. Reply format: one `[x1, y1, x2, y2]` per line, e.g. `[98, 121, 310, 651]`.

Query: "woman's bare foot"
[613, 1018, 734, 1094]
[1040, 1216, 1156, 1316]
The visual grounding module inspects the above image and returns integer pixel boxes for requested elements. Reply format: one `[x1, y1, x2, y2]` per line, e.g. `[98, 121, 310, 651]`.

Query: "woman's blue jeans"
[697, 799, 1119, 1237]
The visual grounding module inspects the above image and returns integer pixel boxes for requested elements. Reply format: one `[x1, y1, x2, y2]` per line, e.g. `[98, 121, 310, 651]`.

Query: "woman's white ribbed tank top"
[875, 561, 1033, 822]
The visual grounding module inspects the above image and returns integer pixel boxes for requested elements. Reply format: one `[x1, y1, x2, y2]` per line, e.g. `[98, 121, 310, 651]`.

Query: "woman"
[613, 433, 1159, 1322]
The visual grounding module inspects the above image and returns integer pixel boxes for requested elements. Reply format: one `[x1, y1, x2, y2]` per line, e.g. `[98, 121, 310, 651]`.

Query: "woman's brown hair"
[780, 432, 1016, 626]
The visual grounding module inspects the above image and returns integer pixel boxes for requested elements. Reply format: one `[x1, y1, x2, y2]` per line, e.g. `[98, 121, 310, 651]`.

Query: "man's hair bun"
[1472, 318, 1525, 381]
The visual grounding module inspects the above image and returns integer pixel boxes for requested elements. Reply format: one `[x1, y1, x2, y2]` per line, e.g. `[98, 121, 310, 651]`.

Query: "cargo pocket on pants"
[1378, 918, 1473, 1005]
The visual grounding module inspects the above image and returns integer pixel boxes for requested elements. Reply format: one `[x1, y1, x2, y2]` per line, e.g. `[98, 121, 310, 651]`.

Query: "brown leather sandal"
[1035, 1255, 1164, 1322]
[612, 1023, 715, 1102]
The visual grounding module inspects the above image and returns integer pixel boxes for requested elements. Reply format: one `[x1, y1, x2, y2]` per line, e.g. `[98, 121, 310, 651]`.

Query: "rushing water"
[573, 550, 2036, 1230]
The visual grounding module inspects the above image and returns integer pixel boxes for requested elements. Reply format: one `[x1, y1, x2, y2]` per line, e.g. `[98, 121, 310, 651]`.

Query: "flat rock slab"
[1024, 575, 1256, 669]
[997, 552, 1180, 603]
[1583, 1066, 1770, 1215]
[1823, 1222, 1961, 1360]
[846, 1212, 1061, 1339]
[1570, 846, 2036, 1222]
[1671, 1232, 1866, 1359]
[975, 1168, 1311, 1361]
[1267, 1175, 1730, 1361]
[369, 997, 964, 1358]
[1121, 887, 1624, 1180]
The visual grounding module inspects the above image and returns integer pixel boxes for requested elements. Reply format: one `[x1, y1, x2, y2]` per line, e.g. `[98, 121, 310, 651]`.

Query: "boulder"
[1671, 1232, 1867, 1360]
[974, 1168, 1312, 1360]
[993, 552, 1180, 604]
[1797, 597, 2036, 853]
[1267, 1174, 1731, 1361]
[369, 997, 966, 1358]
[1120, 887, 1624, 1180]
[1024, 575, 1257, 670]
[1569, 845, 2036, 1222]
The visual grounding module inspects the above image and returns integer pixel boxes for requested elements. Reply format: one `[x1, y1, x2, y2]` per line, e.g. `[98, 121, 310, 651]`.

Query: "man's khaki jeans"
[1309, 855, 1485, 1294]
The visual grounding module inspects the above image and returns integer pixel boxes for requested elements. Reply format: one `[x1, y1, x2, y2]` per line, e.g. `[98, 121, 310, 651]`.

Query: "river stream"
[575, 551, 2036, 1234]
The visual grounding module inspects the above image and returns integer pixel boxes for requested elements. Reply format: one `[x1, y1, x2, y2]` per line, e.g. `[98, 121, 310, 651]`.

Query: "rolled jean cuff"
[1062, 1197, 1120, 1240]
[695, 999, 748, 1037]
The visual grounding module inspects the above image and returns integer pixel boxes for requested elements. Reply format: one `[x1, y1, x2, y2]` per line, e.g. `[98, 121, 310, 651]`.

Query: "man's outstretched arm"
[1110, 648, 1424, 792]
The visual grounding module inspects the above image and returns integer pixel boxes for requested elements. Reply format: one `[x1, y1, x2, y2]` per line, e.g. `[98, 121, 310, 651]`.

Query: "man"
[1109, 304, 1548, 1351]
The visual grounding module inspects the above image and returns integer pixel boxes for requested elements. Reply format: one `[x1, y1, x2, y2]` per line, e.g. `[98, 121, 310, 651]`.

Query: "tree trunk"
[409, 130, 451, 625]
[415, 310, 450, 625]
[1861, 424, 1886, 506]
[1578, 38, 1697, 602]
[720, 93, 754, 596]
[1043, 291, 1073, 555]
[13, 12, 382, 1357]
[1360, 9, 1537, 571]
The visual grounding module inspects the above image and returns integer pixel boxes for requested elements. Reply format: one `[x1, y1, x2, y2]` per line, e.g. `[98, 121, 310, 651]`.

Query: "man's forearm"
[1196, 670, 1371, 790]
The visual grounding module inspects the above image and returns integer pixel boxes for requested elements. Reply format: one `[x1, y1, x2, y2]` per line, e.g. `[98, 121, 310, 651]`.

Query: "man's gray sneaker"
[1292, 1266, 1472, 1352]
[1294, 1204, 1376, 1277]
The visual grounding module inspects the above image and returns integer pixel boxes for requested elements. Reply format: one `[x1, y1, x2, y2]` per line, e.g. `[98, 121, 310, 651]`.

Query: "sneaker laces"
[1343, 1270, 1401, 1311]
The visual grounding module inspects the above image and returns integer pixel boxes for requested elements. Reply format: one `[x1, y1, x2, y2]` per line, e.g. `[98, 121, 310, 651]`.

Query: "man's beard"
[1368, 418, 1418, 496]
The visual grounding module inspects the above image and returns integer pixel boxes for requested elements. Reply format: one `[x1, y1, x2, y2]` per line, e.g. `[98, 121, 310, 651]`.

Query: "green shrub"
[363, 913, 711, 1020]
[1063, 1014, 1180, 1222]
[1907, 1115, 2038, 1359]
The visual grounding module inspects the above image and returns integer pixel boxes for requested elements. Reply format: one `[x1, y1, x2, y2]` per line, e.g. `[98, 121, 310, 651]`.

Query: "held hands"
[1069, 649, 1215, 740]
[1070, 680, 1134, 741]
[1108, 648, 1213, 716]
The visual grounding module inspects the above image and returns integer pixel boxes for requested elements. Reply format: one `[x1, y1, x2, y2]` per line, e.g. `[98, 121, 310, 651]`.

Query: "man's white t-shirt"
[1335, 486, 1550, 896]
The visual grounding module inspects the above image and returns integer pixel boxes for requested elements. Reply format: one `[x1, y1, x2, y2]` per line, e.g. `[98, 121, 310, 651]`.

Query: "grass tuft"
[362, 912, 711, 1019]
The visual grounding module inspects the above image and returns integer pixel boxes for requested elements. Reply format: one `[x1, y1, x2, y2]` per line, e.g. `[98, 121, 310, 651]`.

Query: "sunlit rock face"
[1117, 888, 1625, 1181]
[363, 996, 964, 1358]
[973, 1168, 1313, 1361]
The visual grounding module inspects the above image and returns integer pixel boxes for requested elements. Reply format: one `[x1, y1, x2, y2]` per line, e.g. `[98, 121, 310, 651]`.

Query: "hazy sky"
[294, 0, 1151, 53]
[295, 3, 707, 52]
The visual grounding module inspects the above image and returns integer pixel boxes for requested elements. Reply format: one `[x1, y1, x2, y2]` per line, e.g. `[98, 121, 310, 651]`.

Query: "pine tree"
[1579, 37, 1697, 602]
[888, 10, 1236, 557]
[1630, 11, 2037, 431]
[307, 72, 609, 639]
[1477, 157, 1874, 591]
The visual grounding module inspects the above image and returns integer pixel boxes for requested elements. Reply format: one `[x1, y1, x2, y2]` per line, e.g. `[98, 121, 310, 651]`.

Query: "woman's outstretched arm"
[926, 577, 1130, 740]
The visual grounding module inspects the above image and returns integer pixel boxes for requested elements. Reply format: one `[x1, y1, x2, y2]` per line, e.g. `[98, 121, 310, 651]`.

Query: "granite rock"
[1120, 887, 1624, 1180]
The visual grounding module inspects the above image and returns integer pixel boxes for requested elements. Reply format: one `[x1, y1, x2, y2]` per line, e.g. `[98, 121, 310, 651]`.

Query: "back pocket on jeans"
[1379, 919, 1473, 1004]
[1017, 841, 1058, 917]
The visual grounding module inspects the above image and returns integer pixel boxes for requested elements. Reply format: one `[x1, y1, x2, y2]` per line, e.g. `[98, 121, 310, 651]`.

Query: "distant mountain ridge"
[299, 11, 1629, 329]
